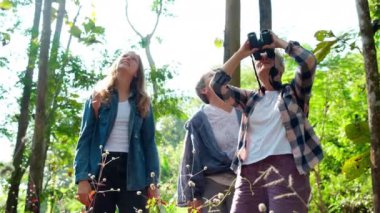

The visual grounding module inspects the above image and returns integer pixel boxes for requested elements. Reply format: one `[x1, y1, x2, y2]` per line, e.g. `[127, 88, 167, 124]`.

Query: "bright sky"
[0, 0, 359, 162]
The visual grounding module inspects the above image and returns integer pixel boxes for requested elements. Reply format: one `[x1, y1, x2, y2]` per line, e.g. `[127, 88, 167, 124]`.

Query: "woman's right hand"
[188, 199, 202, 213]
[77, 180, 92, 207]
[236, 40, 259, 59]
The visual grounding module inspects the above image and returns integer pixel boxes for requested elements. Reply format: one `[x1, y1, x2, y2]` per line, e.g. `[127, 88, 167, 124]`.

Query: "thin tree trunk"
[144, 36, 159, 102]
[25, 0, 53, 211]
[46, 0, 66, 122]
[259, 0, 272, 31]
[5, 0, 43, 212]
[355, 0, 380, 212]
[40, 1, 66, 210]
[224, 0, 240, 87]
[125, 0, 162, 102]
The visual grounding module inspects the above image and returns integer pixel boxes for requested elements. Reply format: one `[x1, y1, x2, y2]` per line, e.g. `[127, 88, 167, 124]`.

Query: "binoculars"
[247, 30, 275, 60]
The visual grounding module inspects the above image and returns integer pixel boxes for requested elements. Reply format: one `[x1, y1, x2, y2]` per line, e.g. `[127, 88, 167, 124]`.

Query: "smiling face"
[116, 52, 140, 85]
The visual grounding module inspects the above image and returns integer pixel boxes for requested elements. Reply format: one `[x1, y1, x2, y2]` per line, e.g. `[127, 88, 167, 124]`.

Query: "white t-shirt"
[203, 105, 240, 160]
[242, 91, 292, 165]
[104, 100, 131, 153]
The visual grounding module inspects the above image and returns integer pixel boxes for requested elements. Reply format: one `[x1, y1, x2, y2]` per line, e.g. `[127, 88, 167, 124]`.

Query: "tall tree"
[355, 0, 380, 212]
[25, 0, 53, 211]
[223, 0, 240, 87]
[5, 0, 43, 212]
[125, 0, 184, 121]
[125, 0, 163, 101]
[259, 0, 272, 31]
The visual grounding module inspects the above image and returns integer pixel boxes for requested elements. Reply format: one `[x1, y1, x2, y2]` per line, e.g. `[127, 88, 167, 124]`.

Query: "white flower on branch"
[188, 181, 195, 188]
[217, 193, 224, 200]
[212, 198, 220, 204]
[258, 203, 267, 212]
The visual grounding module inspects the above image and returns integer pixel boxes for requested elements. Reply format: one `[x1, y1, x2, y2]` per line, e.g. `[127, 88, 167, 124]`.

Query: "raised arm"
[210, 41, 257, 111]
[286, 42, 317, 111]
[261, 31, 317, 112]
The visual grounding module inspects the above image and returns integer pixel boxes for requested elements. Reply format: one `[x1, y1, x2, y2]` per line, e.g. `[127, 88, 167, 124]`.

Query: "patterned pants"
[230, 154, 311, 213]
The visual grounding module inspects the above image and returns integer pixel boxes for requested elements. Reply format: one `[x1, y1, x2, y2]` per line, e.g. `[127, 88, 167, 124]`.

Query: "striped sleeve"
[286, 41, 317, 110]
[210, 69, 253, 111]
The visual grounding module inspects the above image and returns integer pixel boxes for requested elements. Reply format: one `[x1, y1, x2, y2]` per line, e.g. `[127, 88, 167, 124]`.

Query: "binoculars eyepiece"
[247, 30, 275, 60]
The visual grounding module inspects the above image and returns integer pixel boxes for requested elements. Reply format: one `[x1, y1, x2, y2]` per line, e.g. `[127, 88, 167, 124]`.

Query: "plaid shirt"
[211, 41, 323, 174]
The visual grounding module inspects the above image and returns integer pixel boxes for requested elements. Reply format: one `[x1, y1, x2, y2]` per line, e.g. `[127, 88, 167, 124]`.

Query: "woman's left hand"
[147, 184, 160, 199]
[262, 31, 289, 50]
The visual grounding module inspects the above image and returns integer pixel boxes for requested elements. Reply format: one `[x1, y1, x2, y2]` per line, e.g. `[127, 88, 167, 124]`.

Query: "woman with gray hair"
[210, 31, 323, 213]
[177, 71, 241, 212]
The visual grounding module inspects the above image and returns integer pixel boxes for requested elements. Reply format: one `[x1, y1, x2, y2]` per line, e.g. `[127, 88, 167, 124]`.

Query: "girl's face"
[255, 54, 275, 76]
[117, 52, 140, 82]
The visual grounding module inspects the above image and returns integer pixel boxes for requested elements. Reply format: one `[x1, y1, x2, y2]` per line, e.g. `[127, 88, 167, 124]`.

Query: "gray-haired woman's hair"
[195, 70, 217, 104]
[274, 49, 285, 74]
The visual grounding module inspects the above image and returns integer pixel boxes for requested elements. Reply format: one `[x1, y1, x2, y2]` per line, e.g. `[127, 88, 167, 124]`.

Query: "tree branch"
[149, 0, 163, 37]
[125, 0, 144, 39]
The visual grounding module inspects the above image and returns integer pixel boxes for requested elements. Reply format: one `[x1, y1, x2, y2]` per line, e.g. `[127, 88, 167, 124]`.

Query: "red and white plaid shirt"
[211, 41, 323, 174]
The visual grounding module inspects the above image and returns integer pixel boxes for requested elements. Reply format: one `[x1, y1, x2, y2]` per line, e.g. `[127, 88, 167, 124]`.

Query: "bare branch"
[125, 0, 144, 39]
[149, 0, 163, 37]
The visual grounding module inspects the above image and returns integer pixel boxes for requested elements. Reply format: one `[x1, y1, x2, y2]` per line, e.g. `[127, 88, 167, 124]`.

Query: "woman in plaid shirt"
[210, 31, 323, 213]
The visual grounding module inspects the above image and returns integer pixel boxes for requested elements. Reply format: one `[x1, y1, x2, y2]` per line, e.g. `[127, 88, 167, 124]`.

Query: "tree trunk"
[224, 0, 240, 87]
[125, 0, 162, 102]
[259, 0, 272, 31]
[355, 0, 380, 212]
[144, 35, 159, 102]
[5, 0, 43, 212]
[25, 0, 53, 211]
[47, 0, 66, 121]
[40, 0, 66, 206]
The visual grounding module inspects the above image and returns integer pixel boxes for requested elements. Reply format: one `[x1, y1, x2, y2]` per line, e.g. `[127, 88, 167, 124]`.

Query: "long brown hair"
[93, 52, 150, 117]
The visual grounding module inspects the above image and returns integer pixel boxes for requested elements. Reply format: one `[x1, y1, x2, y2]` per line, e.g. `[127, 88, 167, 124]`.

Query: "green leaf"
[0, 32, 11, 46]
[342, 152, 370, 180]
[69, 25, 82, 38]
[83, 18, 95, 34]
[313, 40, 337, 63]
[314, 30, 335, 41]
[345, 121, 370, 144]
[0, 0, 13, 10]
[214, 37, 223, 48]
[92, 26, 105, 35]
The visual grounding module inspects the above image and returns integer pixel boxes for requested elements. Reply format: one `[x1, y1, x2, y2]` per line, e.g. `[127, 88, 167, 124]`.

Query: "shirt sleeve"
[74, 98, 96, 184]
[286, 41, 317, 113]
[210, 69, 254, 112]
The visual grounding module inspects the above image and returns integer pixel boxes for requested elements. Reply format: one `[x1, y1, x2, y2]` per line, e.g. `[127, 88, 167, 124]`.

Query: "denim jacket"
[177, 106, 241, 206]
[74, 90, 159, 191]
